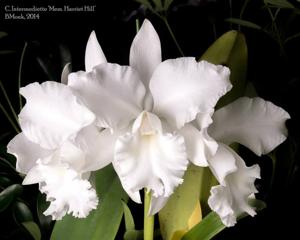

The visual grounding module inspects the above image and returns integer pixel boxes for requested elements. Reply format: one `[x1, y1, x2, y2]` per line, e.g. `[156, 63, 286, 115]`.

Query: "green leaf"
[182, 199, 266, 240]
[0, 184, 23, 212]
[0, 156, 16, 171]
[159, 165, 203, 240]
[244, 81, 258, 97]
[264, 0, 295, 9]
[182, 212, 224, 240]
[225, 18, 262, 30]
[0, 32, 8, 39]
[163, 0, 174, 10]
[198, 168, 217, 217]
[124, 229, 143, 240]
[36, 193, 52, 231]
[0, 176, 13, 187]
[22, 221, 41, 240]
[153, 0, 163, 11]
[200, 30, 248, 108]
[124, 229, 161, 240]
[13, 201, 34, 223]
[135, 0, 155, 12]
[247, 199, 266, 214]
[51, 165, 128, 240]
[122, 201, 135, 231]
[284, 32, 300, 44]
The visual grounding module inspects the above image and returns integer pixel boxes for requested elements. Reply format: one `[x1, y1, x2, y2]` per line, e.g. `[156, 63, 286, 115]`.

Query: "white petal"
[19, 82, 95, 149]
[208, 144, 237, 185]
[195, 112, 213, 130]
[208, 185, 236, 226]
[208, 144, 260, 227]
[130, 19, 161, 89]
[57, 141, 86, 172]
[132, 111, 162, 134]
[75, 126, 119, 172]
[113, 115, 188, 202]
[24, 161, 98, 220]
[68, 64, 146, 131]
[149, 195, 169, 215]
[85, 31, 107, 72]
[61, 63, 71, 85]
[150, 59, 232, 128]
[7, 133, 52, 174]
[179, 123, 218, 167]
[209, 97, 290, 156]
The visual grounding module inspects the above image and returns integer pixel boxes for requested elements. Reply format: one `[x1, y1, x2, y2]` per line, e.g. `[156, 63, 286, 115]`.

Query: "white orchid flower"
[68, 19, 232, 214]
[198, 97, 290, 226]
[7, 79, 111, 220]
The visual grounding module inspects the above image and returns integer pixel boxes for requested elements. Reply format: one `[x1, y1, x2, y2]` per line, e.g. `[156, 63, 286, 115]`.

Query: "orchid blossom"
[192, 97, 290, 227]
[67, 19, 232, 214]
[7, 78, 111, 220]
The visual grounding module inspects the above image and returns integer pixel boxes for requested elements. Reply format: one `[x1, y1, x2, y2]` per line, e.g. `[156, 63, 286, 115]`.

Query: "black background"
[0, 0, 300, 239]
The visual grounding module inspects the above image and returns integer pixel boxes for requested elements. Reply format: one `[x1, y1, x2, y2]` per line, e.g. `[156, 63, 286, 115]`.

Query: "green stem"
[229, 0, 233, 29]
[18, 42, 28, 112]
[0, 81, 19, 124]
[0, 102, 20, 133]
[266, 6, 286, 58]
[144, 190, 154, 240]
[162, 17, 184, 56]
[239, 0, 250, 31]
[240, 0, 250, 19]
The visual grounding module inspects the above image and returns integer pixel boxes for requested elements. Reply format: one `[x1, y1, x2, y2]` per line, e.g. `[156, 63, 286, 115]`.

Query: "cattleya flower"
[7, 78, 112, 219]
[7, 17, 289, 228]
[202, 97, 290, 226]
[67, 19, 232, 213]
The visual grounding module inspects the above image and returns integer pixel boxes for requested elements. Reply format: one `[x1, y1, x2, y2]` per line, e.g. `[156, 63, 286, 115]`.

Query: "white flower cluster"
[7, 20, 290, 226]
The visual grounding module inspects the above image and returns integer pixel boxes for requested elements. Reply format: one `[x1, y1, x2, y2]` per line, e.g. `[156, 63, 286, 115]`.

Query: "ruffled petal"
[207, 144, 237, 185]
[7, 133, 52, 174]
[208, 144, 260, 227]
[149, 195, 169, 215]
[130, 19, 161, 89]
[68, 63, 146, 131]
[85, 31, 107, 72]
[208, 185, 236, 226]
[209, 97, 290, 156]
[19, 81, 95, 149]
[23, 161, 98, 220]
[113, 112, 188, 203]
[179, 123, 218, 167]
[150, 59, 231, 129]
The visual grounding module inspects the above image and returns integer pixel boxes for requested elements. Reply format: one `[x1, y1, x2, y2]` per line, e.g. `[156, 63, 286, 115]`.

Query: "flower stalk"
[144, 189, 154, 240]
[161, 17, 184, 57]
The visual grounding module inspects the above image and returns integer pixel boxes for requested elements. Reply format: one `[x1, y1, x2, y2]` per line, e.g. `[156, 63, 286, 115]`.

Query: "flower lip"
[113, 110, 189, 207]
[132, 111, 162, 135]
